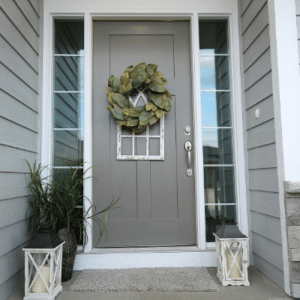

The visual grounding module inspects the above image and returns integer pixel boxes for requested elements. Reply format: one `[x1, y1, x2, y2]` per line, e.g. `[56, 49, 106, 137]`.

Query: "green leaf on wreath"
[155, 109, 165, 119]
[107, 93, 115, 106]
[123, 107, 144, 117]
[107, 104, 125, 120]
[148, 91, 165, 108]
[145, 102, 158, 111]
[149, 115, 159, 125]
[120, 72, 129, 86]
[163, 99, 172, 111]
[108, 75, 117, 87]
[125, 65, 134, 74]
[131, 69, 146, 89]
[126, 117, 139, 127]
[133, 125, 147, 134]
[111, 93, 130, 109]
[151, 71, 164, 80]
[139, 110, 153, 126]
[146, 64, 158, 76]
[148, 81, 166, 93]
[116, 120, 127, 126]
[112, 78, 122, 93]
[165, 90, 173, 101]
[105, 86, 113, 96]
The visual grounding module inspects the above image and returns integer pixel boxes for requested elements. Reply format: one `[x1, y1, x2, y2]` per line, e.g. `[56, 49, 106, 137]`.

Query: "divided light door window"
[199, 20, 237, 242]
[52, 20, 85, 242]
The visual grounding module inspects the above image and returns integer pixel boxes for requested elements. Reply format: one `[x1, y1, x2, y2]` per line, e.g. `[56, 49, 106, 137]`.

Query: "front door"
[92, 21, 195, 247]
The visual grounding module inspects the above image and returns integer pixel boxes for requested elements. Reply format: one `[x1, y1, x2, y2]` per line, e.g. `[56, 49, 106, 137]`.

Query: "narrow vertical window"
[199, 20, 236, 242]
[52, 20, 84, 241]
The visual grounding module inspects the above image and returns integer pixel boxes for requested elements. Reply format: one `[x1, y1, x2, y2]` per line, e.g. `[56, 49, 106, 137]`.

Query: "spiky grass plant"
[26, 161, 121, 248]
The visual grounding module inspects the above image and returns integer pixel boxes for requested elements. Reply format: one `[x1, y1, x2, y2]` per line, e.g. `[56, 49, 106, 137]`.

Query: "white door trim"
[42, 0, 248, 268]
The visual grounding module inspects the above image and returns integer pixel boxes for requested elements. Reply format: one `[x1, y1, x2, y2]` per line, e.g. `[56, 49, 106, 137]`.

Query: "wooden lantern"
[23, 228, 64, 300]
[214, 222, 250, 286]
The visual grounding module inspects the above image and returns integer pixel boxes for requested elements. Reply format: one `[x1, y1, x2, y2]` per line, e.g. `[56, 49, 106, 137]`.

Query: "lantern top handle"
[214, 221, 248, 239]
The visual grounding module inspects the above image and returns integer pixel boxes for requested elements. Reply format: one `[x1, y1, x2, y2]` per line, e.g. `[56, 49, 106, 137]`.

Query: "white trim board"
[42, 0, 248, 260]
[74, 250, 217, 270]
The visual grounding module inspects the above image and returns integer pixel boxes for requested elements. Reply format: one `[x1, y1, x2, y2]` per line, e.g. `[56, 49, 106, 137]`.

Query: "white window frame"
[41, 0, 248, 268]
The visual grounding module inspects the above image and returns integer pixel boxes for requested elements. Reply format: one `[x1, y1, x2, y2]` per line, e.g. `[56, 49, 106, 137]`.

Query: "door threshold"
[88, 246, 214, 254]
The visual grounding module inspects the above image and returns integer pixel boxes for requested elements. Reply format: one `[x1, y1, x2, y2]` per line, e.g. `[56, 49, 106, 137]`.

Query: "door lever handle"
[184, 141, 193, 177]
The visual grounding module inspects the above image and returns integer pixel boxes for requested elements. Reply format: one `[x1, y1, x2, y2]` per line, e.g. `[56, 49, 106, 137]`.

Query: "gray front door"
[93, 21, 195, 247]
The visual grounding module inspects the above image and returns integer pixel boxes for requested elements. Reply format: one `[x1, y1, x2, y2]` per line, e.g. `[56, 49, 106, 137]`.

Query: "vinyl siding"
[239, 0, 284, 288]
[0, 0, 40, 299]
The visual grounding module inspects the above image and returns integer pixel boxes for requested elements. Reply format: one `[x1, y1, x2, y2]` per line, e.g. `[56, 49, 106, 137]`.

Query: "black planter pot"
[57, 228, 77, 282]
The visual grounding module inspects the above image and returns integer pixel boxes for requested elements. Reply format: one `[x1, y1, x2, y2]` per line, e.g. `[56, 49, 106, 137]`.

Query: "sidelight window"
[199, 20, 237, 242]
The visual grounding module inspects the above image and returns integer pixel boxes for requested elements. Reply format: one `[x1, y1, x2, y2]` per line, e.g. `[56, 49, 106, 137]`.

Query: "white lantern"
[214, 222, 250, 286]
[23, 228, 65, 300]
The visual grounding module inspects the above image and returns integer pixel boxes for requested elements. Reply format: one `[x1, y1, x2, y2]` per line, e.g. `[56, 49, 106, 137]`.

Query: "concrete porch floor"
[8, 267, 293, 300]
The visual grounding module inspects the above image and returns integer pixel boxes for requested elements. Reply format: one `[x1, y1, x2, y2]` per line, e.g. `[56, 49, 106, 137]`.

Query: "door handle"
[184, 141, 193, 177]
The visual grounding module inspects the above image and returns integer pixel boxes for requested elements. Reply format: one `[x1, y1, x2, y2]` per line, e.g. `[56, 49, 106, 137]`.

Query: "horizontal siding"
[249, 169, 279, 192]
[248, 143, 277, 169]
[0, 220, 31, 258]
[0, 117, 38, 152]
[244, 71, 273, 109]
[0, 90, 38, 132]
[253, 254, 285, 289]
[1, 0, 39, 53]
[0, 9, 39, 72]
[0, 197, 30, 229]
[0, 269, 24, 300]
[242, 2, 269, 52]
[0, 37, 38, 92]
[240, 0, 283, 288]
[251, 212, 282, 244]
[0, 65, 38, 112]
[0, 1, 40, 298]
[246, 95, 274, 129]
[0, 145, 37, 173]
[0, 243, 27, 286]
[252, 232, 283, 271]
[247, 119, 276, 149]
[0, 173, 29, 201]
[249, 190, 280, 218]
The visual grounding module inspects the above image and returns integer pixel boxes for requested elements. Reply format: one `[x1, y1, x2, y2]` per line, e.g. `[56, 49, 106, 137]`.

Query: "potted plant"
[26, 161, 120, 281]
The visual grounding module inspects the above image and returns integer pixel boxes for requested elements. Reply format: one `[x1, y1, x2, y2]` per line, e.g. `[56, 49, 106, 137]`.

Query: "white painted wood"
[74, 250, 217, 270]
[229, 9, 250, 239]
[268, 0, 298, 294]
[83, 12, 93, 253]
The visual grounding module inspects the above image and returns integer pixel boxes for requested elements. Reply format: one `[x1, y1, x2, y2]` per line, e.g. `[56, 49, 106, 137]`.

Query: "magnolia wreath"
[106, 62, 173, 134]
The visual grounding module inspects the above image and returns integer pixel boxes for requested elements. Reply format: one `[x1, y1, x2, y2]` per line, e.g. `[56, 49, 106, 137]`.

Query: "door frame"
[41, 0, 248, 266]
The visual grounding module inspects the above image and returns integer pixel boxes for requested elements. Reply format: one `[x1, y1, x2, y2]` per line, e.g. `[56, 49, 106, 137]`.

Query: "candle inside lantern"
[225, 249, 242, 279]
[31, 265, 50, 293]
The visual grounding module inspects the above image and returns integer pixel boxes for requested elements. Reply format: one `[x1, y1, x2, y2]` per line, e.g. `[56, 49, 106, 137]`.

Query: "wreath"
[106, 62, 173, 134]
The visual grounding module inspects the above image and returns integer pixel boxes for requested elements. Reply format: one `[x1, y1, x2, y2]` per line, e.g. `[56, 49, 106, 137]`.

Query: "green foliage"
[26, 161, 121, 248]
[106, 63, 173, 134]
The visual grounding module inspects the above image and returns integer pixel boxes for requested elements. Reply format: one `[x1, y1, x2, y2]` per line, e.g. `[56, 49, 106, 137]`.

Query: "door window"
[199, 20, 237, 242]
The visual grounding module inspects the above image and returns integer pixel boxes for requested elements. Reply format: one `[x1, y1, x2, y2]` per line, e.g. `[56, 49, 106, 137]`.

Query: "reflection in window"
[199, 20, 236, 242]
[52, 20, 84, 244]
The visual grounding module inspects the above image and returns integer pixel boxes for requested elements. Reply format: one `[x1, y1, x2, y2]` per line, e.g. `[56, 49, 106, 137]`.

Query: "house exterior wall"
[239, 0, 285, 289]
[0, 0, 41, 299]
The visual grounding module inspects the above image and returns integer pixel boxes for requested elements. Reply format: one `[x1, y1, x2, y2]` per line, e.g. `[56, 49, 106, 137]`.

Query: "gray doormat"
[69, 267, 219, 292]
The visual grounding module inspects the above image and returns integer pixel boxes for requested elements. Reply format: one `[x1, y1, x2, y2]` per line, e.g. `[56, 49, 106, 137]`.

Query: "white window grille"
[117, 90, 164, 160]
